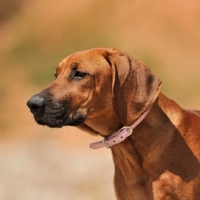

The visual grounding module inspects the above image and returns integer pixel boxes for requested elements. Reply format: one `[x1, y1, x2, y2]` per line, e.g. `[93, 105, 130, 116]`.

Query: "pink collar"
[89, 108, 150, 149]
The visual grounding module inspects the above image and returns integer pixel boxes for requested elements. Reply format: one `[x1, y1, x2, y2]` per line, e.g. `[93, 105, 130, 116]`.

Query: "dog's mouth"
[36, 115, 86, 128]
[27, 97, 86, 128]
[35, 112, 86, 128]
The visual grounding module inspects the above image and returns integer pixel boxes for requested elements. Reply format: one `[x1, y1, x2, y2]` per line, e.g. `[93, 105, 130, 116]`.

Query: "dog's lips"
[35, 114, 86, 128]
[67, 116, 86, 126]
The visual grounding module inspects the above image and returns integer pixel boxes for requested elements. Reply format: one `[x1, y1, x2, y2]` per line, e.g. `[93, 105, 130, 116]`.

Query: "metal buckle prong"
[103, 137, 112, 148]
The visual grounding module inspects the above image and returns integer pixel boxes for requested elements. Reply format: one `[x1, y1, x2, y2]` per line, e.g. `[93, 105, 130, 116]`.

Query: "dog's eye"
[73, 71, 87, 80]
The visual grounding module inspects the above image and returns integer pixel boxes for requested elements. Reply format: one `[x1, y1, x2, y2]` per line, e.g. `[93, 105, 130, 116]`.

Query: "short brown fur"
[27, 48, 200, 200]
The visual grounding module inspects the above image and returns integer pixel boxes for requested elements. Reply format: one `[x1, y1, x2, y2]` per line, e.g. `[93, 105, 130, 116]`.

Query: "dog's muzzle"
[27, 94, 85, 127]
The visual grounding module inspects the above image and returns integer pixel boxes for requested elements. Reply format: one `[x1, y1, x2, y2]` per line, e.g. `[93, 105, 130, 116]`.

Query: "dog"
[27, 47, 200, 200]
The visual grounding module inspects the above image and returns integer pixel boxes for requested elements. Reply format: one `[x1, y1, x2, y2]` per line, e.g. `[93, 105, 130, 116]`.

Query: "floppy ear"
[105, 50, 163, 126]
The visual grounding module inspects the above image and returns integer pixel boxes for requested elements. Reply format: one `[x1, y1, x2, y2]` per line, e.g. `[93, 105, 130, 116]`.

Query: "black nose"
[27, 95, 45, 113]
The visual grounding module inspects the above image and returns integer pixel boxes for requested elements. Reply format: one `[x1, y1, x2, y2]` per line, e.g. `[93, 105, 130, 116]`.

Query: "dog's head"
[27, 47, 162, 133]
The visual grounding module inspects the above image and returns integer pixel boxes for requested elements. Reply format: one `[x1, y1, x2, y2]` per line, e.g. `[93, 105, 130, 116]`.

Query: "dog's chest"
[152, 171, 192, 200]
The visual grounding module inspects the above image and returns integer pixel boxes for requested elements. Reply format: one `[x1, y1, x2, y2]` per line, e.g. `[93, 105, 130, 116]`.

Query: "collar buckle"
[103, 137, 112, 148]
[118, 126, 133, 136]
[89, 108, 151, 149]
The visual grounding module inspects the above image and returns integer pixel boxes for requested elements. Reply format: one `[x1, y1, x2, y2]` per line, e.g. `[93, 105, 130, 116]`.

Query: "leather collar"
[89, 108, 150, 149]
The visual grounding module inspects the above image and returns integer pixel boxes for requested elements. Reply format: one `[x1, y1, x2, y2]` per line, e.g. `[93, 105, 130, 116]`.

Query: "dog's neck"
[84, 107, 123, 136]
[81, 93, 200, 199]
[89, 108, 150, 149]
[111, 94, 181, 199]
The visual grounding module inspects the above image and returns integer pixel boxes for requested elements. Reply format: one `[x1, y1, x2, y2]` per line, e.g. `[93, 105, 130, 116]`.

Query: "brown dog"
[27, 47, 200, 200]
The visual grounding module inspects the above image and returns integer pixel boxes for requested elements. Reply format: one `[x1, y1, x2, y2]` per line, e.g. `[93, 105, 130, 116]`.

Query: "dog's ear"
[104, 50, 163, 126]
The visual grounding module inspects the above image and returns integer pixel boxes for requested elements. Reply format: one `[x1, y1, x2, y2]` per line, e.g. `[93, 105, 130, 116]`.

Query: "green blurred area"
[1, 0, 118, 86]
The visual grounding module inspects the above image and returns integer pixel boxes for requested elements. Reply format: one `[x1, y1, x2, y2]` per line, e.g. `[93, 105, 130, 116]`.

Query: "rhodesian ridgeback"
[27, 47, 200, 200]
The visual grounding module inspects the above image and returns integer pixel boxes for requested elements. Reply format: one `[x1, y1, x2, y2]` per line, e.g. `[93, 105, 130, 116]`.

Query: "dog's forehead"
[58, 49, 111, 72]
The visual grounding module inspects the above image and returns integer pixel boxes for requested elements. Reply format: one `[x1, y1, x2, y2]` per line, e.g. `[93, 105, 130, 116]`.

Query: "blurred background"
[0, 0, 200, 199]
